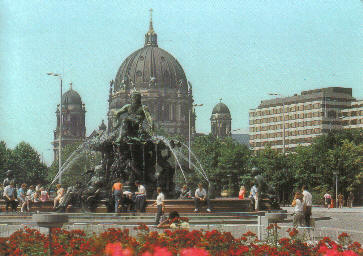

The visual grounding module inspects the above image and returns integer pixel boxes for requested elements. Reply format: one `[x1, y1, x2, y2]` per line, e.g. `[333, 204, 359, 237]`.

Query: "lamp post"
[47, 72, 63, 184]
[333, 171, 338, 208]
[188, 103, 203, 168]
[269, 93, 285, 154]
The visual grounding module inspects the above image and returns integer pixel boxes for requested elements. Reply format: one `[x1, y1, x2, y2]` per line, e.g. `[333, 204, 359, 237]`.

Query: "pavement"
[282, 206, 363, 242]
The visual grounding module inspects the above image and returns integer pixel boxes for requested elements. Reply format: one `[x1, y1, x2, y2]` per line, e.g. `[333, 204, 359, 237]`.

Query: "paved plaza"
[282, 206, 363, 242]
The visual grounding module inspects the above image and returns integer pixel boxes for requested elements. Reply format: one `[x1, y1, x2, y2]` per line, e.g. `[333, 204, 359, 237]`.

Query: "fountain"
[51, 91, 279, 213]
[54, 90, 203, 212]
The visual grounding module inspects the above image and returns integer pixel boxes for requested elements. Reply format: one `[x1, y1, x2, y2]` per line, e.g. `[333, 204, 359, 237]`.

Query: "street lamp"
[269, 93, 286, 154]
[188, 103, 203, 168]
[47, 72, 63, 184]
[333, 171, 338, 208]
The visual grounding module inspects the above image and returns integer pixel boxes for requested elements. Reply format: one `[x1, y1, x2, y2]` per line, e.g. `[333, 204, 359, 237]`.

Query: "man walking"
[194, 183, 211, 213]
[152, 187, 165, 225]
[302, 185, 312, 227]
[112, 180, 123, 213]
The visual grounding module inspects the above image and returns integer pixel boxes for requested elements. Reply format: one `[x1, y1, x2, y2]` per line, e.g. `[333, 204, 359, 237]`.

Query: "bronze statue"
[112, 90, 153, 144]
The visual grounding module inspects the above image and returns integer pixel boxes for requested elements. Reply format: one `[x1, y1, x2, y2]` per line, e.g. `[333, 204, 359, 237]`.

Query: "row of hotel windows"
[249, 111, 325, 124]
[250, 128, 322, 140]
[249, 103, 324, 117]
[250, 120, 325, 131]
[251, 137, 313, 147]
[341, 110, 363, 117]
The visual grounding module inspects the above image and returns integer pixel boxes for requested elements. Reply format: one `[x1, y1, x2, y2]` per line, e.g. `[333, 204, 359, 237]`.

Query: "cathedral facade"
[107, 13, 195, 137]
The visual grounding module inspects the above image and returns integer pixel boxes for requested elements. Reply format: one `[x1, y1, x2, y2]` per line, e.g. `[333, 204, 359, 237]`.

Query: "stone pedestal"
[33, 214, 68, 256]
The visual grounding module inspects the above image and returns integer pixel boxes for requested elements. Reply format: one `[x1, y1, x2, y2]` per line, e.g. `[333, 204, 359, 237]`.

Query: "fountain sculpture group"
[55, 91, 185, 212]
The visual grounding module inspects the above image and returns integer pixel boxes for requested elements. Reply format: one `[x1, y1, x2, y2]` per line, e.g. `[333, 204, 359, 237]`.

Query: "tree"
[0, 141, 11, 182]
[6, 142, 48, 185]
[326, 140, 362, 197]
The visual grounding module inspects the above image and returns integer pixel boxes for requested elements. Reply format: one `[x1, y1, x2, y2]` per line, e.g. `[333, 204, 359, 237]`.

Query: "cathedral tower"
[52, 84, 86, 161]
[211, 100, 232, 138]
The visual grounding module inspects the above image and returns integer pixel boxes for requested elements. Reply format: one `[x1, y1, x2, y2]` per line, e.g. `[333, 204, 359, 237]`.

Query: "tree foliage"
[191, 129, 362, 203]
[0, 141, 48, 186]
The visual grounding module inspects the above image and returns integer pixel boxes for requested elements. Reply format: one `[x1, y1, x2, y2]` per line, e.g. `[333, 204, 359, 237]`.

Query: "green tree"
[7, 142, 48, 185]
[0, 141, 12, 182]
[326, 140, 363, 197]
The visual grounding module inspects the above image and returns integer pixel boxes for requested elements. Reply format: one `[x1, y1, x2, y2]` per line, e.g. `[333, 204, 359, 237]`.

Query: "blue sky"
[1, 0, 362, 165]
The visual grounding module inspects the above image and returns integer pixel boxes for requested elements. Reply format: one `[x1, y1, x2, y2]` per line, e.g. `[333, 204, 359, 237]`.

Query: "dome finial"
[145, 9, 158, 47]
[70, 82, 73, 91]
[219, 98, 222, 103]
[149, 8, 154, 32]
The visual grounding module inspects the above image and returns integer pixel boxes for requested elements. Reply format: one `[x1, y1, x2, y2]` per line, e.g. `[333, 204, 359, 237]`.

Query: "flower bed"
[0, 224, 361, 255]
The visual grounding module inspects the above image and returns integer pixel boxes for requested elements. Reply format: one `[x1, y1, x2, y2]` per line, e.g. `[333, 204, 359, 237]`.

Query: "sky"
[0, 0, 362, 165]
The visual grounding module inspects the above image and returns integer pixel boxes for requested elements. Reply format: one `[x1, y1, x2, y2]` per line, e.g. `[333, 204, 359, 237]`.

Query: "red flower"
[180, 247, 210, 256]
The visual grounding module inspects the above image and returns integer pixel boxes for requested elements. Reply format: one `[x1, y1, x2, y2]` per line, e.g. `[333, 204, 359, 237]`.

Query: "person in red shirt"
[238, 186, 246, 199]
[112, 181, 123, 213]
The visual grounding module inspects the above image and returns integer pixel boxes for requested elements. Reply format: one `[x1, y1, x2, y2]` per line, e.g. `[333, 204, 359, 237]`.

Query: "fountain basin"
[32, 213, 68, 228]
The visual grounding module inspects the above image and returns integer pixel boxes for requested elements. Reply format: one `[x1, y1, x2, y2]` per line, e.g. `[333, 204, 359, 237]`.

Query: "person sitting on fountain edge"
[135, 180, 146, 212]
[179, 184, 192, 199]
[194, 183, 212, 213]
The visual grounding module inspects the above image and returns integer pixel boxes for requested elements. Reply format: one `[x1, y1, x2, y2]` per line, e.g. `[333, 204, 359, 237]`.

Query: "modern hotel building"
[249, 87, 362, 152]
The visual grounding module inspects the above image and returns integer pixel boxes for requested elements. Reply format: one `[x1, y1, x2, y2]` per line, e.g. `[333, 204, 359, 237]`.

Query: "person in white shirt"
[323, 193, 332, 208]
[249, 184, 259, 211]
[302, 185, 313, 227]
[3, 181, 17, 212]
[152, 187, 165, 225]
[194, 183, 211, 213]
[135, 180, 147, 212]
[292, 191, 304, 227]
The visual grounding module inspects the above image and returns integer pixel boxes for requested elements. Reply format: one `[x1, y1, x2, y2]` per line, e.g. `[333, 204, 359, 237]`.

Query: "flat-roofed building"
[249, 87, 356, 152]
[340, 100, 363, 129]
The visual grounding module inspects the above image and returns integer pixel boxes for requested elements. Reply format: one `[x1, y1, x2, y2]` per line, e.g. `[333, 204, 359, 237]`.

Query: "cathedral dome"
[114, 15, 188, 93]
[212, 102, 230, 115]
[62, 86, 83, 109]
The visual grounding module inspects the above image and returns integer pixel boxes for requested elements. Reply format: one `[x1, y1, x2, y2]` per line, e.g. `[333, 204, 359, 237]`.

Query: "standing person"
[302, 185, 312, 227]
[338, 193, 344, 208]
[239, 186, 246, 199]
[152, 187, 165, 225]
[249, 183, 259, 211]
[194, 183, 212, 213]
[3, 181, 17, 212]
[179, 184, 192, 199]
[323, 192, 331, 209]
[347, 191, 354, 208]
[53, 184, 65, 208]
[112, 180, 123, 213]
[292, 191, 304, 227]
[17, 183, 28, 212]
[135, 181, 146, 212]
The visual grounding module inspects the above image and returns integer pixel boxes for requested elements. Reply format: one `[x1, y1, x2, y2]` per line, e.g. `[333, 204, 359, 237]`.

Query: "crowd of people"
[0, 181, 52, 212]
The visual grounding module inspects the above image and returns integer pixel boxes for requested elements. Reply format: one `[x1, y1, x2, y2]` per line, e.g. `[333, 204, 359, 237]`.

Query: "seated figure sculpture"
[112, 90, 153, 144]
[56, 165, 109, 212]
